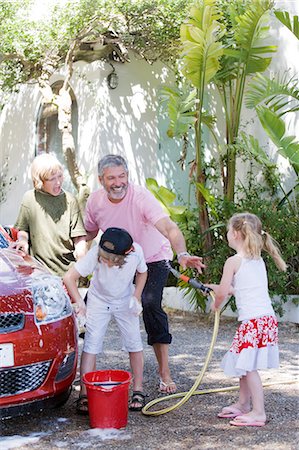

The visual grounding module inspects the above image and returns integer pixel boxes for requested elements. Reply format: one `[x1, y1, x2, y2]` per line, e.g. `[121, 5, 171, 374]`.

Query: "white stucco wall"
[0, 55, 185, 226]
[0, 0, 298, 226]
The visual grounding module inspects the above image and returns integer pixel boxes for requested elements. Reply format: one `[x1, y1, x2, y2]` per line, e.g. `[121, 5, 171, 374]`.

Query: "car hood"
[0, 249, 52, 314]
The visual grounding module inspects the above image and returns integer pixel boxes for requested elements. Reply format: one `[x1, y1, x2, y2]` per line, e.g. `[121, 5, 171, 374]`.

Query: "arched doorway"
[35, 81, 78, 193]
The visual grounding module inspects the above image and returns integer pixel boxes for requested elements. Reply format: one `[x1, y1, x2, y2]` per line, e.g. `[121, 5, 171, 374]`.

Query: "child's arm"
[63, 266, 86, 316]
[133, 270, 148, 302]
[73, 236, 87, 260]
[206, 255, 240, 310]
[129, 270, 147, 316]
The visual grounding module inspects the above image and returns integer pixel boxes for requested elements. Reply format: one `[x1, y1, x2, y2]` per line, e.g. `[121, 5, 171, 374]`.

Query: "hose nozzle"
[169, 266, 212, 295]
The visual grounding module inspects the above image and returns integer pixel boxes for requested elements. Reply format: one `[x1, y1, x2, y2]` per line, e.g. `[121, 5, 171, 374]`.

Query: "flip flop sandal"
[76, 395, 89, 415]
[230, 418, 266, 427]
[129, 391, 148, 412]
[217, 406, 244, 418]
[159, 379, 177, 394]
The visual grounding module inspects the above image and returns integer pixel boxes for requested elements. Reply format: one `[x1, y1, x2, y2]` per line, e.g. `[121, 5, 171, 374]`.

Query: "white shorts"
[83, 293, 143, 354]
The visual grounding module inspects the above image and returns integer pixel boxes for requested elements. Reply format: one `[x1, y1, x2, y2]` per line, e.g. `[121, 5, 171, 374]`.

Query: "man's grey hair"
[98, 154, 129, 176]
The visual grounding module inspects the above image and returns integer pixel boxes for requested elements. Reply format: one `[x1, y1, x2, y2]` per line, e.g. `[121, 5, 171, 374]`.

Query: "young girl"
[207, 212, 287, 427]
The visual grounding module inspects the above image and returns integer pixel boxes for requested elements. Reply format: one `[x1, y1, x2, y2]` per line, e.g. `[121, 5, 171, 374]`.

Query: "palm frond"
[246, 72, 299, 115]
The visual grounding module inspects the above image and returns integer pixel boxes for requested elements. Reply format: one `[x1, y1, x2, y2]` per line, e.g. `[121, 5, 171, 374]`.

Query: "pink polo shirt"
[84, 184, 173, 263]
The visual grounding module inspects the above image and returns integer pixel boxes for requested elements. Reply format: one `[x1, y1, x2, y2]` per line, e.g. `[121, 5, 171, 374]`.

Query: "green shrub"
[174, 186, 298, 316]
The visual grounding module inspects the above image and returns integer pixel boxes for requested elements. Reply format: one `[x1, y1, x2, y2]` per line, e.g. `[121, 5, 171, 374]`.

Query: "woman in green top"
[14, 153, 87, 277]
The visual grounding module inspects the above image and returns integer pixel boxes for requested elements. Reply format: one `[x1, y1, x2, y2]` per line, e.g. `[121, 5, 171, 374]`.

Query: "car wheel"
[53, 386, 73, 408]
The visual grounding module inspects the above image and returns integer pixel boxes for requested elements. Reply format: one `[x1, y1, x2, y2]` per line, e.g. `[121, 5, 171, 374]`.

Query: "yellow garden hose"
[142, 290, 220, 416]
[142, 277, 297, 416]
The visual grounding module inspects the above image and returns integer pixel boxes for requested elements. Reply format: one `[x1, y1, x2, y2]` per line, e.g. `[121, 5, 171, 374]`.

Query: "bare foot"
[218, 402, 250, 418]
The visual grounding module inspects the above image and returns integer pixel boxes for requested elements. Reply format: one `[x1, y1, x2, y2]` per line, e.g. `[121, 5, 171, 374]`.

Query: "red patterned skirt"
[221, 315, 279, 378]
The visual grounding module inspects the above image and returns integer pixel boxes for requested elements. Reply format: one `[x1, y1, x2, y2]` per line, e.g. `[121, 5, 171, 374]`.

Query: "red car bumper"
[0, 314, 78, 418]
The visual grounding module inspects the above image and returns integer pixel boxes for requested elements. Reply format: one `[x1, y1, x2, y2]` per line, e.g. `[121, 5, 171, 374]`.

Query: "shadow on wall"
[76, 55, 187, 198]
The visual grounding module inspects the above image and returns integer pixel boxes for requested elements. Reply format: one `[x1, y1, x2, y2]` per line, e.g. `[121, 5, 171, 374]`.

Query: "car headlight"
[32, 274, 73, 324]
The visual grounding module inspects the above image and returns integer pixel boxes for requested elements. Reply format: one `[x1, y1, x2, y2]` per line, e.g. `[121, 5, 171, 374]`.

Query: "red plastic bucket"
[83, 370, 132, 429]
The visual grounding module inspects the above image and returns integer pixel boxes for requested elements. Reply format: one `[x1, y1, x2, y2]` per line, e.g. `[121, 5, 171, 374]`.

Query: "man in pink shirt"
[84, 154, 205, 394]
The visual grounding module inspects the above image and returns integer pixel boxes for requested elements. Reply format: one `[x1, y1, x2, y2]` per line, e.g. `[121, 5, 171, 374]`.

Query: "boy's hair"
[98, 154, 128, 177]
[98, 227, 134, 268]
[98, 248, 127, 268]
[229, 212, 287, 271]
[31, 153, 63, 190]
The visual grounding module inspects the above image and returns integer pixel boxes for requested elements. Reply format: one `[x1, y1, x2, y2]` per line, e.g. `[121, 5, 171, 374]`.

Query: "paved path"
[1, 310, 298, 449]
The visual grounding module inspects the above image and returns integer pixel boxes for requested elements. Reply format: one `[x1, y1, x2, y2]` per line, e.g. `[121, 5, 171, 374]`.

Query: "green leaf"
[180, 0, 224, 88]
[257, 106, 285, 139]
[245, 56, 272, 74]
[234, 0, 276, 74]
[246, 72, 299, 115]
[146, 177, 159, 193]
[145, 177, 186, 221]
[274, 11, 299, 39]
[159, 85, 197, 137]
[158, 186, 176, 204]
[240, 132, 273, 167]
[256, 106, 299, 174]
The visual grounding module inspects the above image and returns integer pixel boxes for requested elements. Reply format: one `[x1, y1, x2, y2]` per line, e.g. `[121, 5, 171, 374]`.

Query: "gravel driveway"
[1, 310, 298, 450]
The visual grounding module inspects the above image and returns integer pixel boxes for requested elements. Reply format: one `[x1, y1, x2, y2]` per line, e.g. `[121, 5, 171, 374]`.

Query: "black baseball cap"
[99, 227, 134, 255]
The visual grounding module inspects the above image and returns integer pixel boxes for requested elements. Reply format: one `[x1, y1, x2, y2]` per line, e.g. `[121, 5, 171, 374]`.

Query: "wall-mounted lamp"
[107, 64, 118, 89]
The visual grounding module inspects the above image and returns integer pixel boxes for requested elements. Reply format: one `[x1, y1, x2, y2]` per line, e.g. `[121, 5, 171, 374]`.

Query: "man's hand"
[178, 253, 205, 273]
[154, 218, 206, 274]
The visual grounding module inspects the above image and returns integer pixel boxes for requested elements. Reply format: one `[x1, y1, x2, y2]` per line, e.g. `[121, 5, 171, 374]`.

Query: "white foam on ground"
[0, 432, 49, 450]
[83, 428, 131, 441]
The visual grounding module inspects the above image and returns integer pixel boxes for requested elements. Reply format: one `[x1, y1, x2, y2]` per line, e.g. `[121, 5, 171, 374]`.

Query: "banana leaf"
[274, 10, 299, 39]
[256, 106, 299, 175]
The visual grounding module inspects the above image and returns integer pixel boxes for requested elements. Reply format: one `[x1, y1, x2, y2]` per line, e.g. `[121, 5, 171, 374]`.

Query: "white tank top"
[233, 257, 275, 321]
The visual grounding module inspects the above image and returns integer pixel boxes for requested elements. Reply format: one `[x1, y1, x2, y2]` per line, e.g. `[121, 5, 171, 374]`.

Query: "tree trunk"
[195, 109, 213, 254]
[196, 175, 212, 254]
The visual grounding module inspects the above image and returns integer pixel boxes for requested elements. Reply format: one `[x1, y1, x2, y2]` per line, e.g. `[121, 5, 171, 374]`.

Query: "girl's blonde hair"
[31, 153, 63, 190]
[229, 212, 287, 272]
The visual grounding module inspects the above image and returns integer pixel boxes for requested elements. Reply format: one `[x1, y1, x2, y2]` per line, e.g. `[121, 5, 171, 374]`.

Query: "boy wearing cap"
[63, 227, 148, 414]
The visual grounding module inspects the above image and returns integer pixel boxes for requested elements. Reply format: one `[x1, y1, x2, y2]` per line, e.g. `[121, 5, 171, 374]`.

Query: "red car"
[0, 248, 78, 419]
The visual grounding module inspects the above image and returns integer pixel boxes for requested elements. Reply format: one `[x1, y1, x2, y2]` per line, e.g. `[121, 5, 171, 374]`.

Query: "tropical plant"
[146, 177, 187, 222]
[245, 10, 299, 202]
[160, 0, 279, 252]
[172, 182, 298, 316]
[215, 0, 276, 200]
